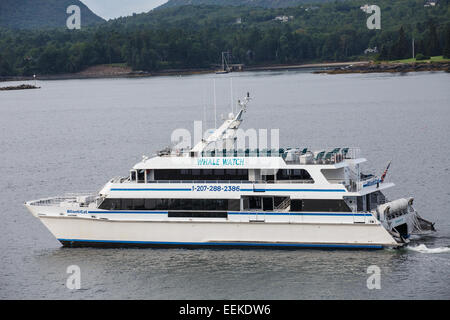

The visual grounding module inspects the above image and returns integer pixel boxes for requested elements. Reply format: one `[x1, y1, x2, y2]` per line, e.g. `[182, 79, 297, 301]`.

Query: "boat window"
[289, 199, 351, 212]
[290, 199, 303, 211]
[367, 191, 383, 211]
[144, 199, 156, 210]
[228, 199, 240, 211]
[153, 169, 249, 181]
[146, 169, 152, 182]
[203, 169, 213, 176]
[276, 169, 314, 182]
[158, 199, 169, 210]
[133, 199, 145, 210]
[99, 198, 240, 211]
[357, 196, 364, 211]
[122, 199, 133, 210]
[130, 171, 136, 181]
[243, 196, 262, 210]
[263, 197, 274, 211]
[137, 170, 145, 183]
[99, 198, 121, 210]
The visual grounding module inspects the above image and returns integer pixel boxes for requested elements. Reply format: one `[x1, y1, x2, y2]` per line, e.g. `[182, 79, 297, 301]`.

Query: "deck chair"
[341, 148, 349, 158]
[331, 148, 340, 154]
[315, 151, 325, 163]
[324, 151, 334, 163]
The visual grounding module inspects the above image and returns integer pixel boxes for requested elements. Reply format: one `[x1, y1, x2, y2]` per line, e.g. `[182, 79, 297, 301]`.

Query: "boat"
[215, 52, 230, 74]
[25, 92, 435, 249]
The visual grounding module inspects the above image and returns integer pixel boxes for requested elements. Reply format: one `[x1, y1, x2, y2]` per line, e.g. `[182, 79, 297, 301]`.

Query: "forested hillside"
[0, 0, 104, 29]
[0, 0, 449, 77]
[157, 0, 333, 10]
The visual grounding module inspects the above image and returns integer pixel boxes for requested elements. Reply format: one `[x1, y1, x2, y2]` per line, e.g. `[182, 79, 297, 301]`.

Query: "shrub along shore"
[314, 59, 450, 74]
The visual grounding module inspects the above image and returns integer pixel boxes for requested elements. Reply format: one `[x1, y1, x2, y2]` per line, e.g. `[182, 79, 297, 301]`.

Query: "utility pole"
[412, 38, 415, 59]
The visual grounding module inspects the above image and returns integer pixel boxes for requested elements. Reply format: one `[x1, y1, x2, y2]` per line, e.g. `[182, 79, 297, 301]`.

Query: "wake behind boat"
[25, 93, 435, 249]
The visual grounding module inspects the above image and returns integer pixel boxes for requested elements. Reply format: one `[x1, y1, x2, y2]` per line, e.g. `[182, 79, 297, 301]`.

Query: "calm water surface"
[1, 70, 449, 299]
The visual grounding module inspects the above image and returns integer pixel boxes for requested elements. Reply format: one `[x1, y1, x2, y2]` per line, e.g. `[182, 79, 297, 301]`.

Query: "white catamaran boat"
[25, 93, 435, 249]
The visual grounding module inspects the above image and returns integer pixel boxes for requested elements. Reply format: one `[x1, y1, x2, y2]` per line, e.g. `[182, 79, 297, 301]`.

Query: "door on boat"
[242, 196, 265, 222]
[353, 196, 367, 223]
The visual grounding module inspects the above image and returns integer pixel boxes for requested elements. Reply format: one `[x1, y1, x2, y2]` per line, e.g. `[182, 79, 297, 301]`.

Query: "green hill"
[158, 0, 332, 9]
[0, 0, 104, 29]
[1, 0, 449, 77]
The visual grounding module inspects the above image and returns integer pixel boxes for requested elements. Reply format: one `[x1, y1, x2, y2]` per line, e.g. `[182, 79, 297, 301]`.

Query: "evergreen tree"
[424, 20, 440, 57]
[378, 44, 390, 60]
[443, 24, 450, 59]
[393, 27, 410, 60]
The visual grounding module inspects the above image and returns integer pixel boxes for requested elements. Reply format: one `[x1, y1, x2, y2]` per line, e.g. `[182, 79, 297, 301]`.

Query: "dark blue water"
[1, 70, 449, 299]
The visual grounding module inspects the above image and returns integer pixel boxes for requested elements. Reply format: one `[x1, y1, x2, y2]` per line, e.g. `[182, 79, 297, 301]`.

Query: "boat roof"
[132, 150, 366, 170]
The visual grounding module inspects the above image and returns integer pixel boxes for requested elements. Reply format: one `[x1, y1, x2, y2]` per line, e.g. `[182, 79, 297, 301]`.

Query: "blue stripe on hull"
[86, 210, 372, 217]
[58, 238, 383, 249]
[111, 188, 346, 192]
[228, 212, 372, 216]
[110, 188, 192, 191]
[88, 211, 168, 214]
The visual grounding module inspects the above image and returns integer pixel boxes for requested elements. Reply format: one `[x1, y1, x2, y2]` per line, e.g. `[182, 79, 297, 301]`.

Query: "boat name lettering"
[197, 158, 244, 166]
[67, 209, 88, 214]
[364, 179, 381, 187]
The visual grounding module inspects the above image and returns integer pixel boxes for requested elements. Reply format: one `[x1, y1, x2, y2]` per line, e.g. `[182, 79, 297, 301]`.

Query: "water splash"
[406, 244, 450, 254]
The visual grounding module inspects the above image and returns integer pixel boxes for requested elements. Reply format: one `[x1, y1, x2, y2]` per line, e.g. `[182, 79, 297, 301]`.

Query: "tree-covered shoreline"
[1, 0, 449, 77]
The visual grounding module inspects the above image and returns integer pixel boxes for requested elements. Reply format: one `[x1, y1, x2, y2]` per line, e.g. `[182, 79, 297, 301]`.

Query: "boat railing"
[110, 176, 129, 183]
[28, 192, 97, 207]
[284, 148, 361, 165]
[321, 178, 356, 191]
[28, 197, 71, 206]
[359, 176, 381, 189]
[158, 147, 362, 163]
[143, 179, 314, 184]
[326, 175, 381, 192]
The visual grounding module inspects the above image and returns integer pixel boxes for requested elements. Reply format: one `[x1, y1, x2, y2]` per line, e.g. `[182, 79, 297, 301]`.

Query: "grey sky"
[80, 0, 168, 20]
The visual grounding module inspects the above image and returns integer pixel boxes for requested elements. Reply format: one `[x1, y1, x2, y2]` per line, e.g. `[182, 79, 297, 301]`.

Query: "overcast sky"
[80, 0, 168, 20]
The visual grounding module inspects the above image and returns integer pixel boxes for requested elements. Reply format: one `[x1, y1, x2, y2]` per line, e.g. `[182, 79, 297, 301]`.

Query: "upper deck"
[123, 146, 387, 195]
[121, 93, 388, 195]
[134, 147, 363, 170]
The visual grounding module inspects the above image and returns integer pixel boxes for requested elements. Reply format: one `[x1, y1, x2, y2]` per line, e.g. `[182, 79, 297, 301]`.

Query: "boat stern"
[376, 197, 435, 245]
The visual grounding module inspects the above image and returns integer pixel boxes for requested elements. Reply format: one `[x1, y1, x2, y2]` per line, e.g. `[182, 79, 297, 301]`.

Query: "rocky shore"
[2, 61, 447, 82]
[0, 84, 40, 91]
[314, 62, 450, 74]
[0, 61, 368, 82]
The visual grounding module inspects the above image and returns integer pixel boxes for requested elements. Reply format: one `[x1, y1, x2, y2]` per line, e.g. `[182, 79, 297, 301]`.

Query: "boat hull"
[36, 215, 399, 249]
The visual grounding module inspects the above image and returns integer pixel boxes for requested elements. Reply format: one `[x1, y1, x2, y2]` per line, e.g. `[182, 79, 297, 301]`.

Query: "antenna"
[230, 78, 234, 115]
[213, 78, 217, 129]
[202, 82, 206, 127]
